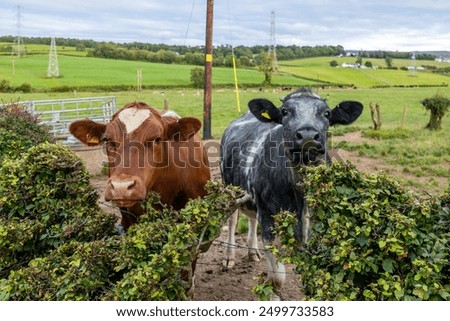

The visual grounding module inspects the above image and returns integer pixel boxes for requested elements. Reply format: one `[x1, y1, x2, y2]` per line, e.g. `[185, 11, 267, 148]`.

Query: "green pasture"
[0, 51, 448, 194]
[1, 86, 449, 194]
[0, 42, 86, 57]
[279, 57, 450, 88]
[0, 54, 315, 90]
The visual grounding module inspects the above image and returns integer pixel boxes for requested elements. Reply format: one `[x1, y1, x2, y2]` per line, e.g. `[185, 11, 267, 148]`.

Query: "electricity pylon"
[12, 5, 25, 58]
[47, 37, 60, 78]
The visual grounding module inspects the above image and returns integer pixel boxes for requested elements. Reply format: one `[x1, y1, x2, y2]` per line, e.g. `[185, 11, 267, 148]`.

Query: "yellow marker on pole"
[232, 55, 241, 113]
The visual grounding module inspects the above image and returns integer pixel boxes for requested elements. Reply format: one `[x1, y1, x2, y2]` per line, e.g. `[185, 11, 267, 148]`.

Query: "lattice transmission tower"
[268, 10, 277, 71]
[409, 52, 417, 77]
[47, 37, 60, 77]
[12, 5, 25, 58]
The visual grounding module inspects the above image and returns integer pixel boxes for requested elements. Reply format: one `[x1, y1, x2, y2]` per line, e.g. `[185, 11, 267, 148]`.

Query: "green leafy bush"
[0, 142, 118, 278]
[0, 145, 240, 300]
[105, 181, 241, 300]
[1, 239, 120, 300]
[0, 103, 53, 162]
[421, 94, 449, 130]
[0, 111, 240, 300]
[273, 161, 449, 300]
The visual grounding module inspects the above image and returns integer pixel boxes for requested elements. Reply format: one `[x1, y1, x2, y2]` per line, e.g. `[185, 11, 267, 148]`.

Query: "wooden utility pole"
[203, 0, 214, 139]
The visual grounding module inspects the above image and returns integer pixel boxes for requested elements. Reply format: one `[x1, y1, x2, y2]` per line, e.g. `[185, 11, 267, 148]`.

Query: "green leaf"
[382, 259, 394, 273]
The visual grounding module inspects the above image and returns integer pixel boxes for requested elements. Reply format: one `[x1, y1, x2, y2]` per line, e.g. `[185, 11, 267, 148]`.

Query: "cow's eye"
[281, 108, 288, 116]
[324, 111, 331, 119]
[147, 137, 161, 145]
[106, 141, 119, 149]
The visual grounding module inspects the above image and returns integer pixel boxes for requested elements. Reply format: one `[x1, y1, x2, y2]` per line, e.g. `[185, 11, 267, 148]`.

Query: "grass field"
[0, 48, 448, 194]
[0, 54, 315, 90]
[279, 57, 450, 88]
[0, 42, 87, 57]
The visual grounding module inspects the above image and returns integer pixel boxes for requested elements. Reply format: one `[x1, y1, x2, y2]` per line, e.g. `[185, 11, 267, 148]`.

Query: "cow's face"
[249, 88, 363, 165]
[69, 102, 201, 208]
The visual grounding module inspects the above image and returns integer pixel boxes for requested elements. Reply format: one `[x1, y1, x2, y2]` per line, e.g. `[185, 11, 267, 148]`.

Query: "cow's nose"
[110, 179, 136, 191]
[296, 128, 320, 141]
[105, 175, 145, 204]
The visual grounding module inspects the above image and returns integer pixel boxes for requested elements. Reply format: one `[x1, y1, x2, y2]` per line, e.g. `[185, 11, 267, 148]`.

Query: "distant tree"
[385, 56, 393, 68]
[355, 56, 363, 66]
[238, 56, 253, 67]
[365, 61, 373, 68]
[421, 94, 449, 130]
[190, 67, 204, 88]
[75, 43, 86, 51]
[258, 51, 276, 86]
[184, 52, 204, 66]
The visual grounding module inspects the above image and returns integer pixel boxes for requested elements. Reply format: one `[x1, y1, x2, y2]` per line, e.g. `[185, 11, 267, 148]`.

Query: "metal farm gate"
[22, 96, 117, 139]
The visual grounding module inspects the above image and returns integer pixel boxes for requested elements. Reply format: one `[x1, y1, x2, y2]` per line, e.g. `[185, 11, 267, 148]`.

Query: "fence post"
[370, 102, 382, 130]
[401, 105, 407, 128]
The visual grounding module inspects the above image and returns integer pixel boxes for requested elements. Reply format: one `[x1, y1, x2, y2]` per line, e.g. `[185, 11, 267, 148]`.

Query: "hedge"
[273, 161, 449, 300]
[0, 141, 239, 300]
[0, 103, 53, 162]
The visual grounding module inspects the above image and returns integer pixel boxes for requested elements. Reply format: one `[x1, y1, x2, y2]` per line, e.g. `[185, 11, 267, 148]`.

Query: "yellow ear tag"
[86, 136, 99, 144]
[261, 111, 271, 120]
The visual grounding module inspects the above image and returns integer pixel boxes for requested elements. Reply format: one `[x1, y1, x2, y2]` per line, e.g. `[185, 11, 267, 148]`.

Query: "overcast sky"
[1, 0, 449, 51]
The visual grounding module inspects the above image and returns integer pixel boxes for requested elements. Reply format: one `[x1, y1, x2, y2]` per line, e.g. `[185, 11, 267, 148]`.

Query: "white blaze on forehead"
[118, 107, 151, 133]
[161, 110, 180, 119]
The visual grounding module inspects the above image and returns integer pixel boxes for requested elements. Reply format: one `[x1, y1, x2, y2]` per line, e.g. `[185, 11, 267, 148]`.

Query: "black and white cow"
[220, 88, 363, 300]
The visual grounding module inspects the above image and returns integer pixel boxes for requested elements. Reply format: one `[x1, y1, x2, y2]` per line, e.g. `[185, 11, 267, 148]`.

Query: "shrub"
[0, 142, 118, 278]
[0, 119, 241, 300]
[0, 79, 13, 92]
[104, 181, 241, 300]
[0, 103, 53, 162]
[421, 94, 449, 130]
[190, 67, 204, 89]
[16, 82, 32, 93]
[1, 169, 240, 300]
[329, 60, 338, 67]
[273, 161, 449, 300]
[1, 239, 120, 300]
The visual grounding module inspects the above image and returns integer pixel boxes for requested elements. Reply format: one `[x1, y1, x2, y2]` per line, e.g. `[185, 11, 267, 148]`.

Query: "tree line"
[0, 36, 438, 67]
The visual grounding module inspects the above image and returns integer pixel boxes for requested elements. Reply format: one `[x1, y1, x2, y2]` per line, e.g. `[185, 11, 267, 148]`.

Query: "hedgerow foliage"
[0, 142, 118, 282]
[0, 143, 239, 300]
[0, 108, 240, 301]
[0, 102, 53, 162]
[274, 162, 449, 301]
[103, 182, 240, 301]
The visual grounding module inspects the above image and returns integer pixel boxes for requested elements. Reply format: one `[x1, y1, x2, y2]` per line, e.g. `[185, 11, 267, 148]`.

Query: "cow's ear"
[69, 119, 106, 146]
[167, 117, 202, 140]
[330, 101, 364, 126]
[248, 98, 282, 124]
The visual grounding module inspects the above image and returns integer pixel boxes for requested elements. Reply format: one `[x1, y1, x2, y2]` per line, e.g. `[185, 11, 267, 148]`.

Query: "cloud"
[0, 0, 448, 51]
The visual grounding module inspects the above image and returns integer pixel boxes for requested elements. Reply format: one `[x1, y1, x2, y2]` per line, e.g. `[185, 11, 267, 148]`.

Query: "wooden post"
[401, 105, 407, 128]
[164, 98, 169, 111]
[370, 102, 382, 130]
[203, 0, 214, 139]
[137, 68, 142, 92]
[376, 103, 382, 129]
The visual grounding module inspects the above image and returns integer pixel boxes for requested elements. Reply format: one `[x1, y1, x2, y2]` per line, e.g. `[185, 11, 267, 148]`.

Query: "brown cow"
[69, 101, 210, 230]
